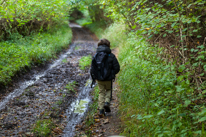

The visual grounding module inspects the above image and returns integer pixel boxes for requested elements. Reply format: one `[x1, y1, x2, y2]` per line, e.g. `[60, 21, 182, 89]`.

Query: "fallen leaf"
[103, 119, 109, 124]
[53, 127, 63, 134]
[95, 119, 100, 123]
[59, 115, 64, 118]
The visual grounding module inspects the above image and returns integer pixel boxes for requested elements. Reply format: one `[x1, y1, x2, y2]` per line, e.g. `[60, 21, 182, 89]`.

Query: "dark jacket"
[90, 45, 120, 81]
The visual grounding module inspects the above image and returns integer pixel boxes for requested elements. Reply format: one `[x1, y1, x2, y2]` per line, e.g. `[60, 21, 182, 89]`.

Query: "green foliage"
[100, 22, 127, 48]
[85, 87, 99, 136]
[62, 58, 67, 63]
[0, 0, 70, 40]
[33, 119, 54, 136]
[84, 21, 107, 38]
[75, 46, 81, 50]
[0, 24, 72, 85]
[56, 100, 63, 105]
[65, 81, 77, 93]
[96, 0, 206, 96]
[79, 55, 92, 70]
[98, 22, 206, 136]
[76, 0, 206, 136]
[69, 7, 84, 21]
[75, 9, 92, 26]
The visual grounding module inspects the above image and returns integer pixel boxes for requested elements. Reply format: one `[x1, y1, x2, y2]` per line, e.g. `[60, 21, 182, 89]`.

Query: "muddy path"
[0, 23, 98, 137]
[75, 48, 124, 137]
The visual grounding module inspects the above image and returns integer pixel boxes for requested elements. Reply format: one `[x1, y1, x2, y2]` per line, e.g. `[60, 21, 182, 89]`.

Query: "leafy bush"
[97, 0, 206, 100]
[0, 24, 72, 85]
[79, 55, 92, 70]
[73, 0, 206, 136]
[0, 0, 70, 40]
[94, 22, 206, 136]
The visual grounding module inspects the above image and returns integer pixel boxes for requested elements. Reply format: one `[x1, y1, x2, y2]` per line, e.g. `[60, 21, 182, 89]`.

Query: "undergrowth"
[85, 87, 99, 136]
[101, 22, 206, 136]
[0, 0, 70, 40]
[79, 55, 92, 70]
[0, 23, 72, 85]
[65, 81, 77, 93]
[75, 9, 92, 26]
[84, 21, 107, 38]
[79, 18, 206, 136]
[85, 21, 125, 49]
[33, 119, 55, 136]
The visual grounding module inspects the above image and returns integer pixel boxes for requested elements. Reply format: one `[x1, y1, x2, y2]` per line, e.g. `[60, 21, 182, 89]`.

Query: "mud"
[0, 23, 98, 137]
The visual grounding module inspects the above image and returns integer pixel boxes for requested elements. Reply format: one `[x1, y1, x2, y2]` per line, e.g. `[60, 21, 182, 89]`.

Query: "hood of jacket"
[96, 45, 111, 54]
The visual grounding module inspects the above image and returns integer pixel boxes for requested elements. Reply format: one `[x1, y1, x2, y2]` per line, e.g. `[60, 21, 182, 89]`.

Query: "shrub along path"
[75, 48, 124, 137]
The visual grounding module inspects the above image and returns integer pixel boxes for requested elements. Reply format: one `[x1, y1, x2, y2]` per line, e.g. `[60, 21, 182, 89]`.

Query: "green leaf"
[193, 29, 198, 32]
[184, 100, 191, 107]
[198, 117, 206, 122]
[163, 34, 167, 37]
[168, 30, 173, 33]
[143, 115, 153, 119]
[132, 25, 136, 29]
[194, 130, 202, 135]
[157, 110, 165, 115]
[171, 22, 176, 28]
[178, 65, 185, 72]
[179, 113, 186, 117]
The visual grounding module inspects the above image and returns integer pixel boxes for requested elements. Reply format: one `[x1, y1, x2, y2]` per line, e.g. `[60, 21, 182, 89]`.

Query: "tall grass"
[0, 23, 72, 85]
[79, 55, 92, 70]
[100, 22, 126, 48]
[99, 22, 206, 136]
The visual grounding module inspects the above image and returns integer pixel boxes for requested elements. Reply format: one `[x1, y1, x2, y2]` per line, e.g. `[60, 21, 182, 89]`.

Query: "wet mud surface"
[0, 23, 98, 137]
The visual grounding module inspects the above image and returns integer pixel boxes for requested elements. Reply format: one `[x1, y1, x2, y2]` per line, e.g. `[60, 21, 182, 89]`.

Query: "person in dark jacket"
[90, 38, 120, 117]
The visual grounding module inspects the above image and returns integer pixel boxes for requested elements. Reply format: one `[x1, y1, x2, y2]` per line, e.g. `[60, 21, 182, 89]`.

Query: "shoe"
[99, 109, 105, 118]
[104, 102, 111, 112]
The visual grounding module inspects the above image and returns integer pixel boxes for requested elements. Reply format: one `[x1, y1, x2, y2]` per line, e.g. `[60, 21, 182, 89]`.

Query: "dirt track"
[0, 23, 123, 137]
[0, 23, 98, 137]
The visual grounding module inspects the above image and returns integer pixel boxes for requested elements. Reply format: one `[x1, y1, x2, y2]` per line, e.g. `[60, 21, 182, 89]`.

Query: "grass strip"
[0, 23, 72, 85]
[79, 55, 92, 70]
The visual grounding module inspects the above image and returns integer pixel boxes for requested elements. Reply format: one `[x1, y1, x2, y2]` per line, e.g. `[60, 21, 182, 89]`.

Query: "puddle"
[62, 79, 94, 137]
[74, 99, 89, 113]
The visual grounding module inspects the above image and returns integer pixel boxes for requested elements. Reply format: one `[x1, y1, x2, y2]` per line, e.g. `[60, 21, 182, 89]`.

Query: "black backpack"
[91, 52, 112, 81]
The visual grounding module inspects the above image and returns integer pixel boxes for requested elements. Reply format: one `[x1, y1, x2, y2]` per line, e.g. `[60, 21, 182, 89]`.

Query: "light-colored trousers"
[97, 80, 111, 109]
